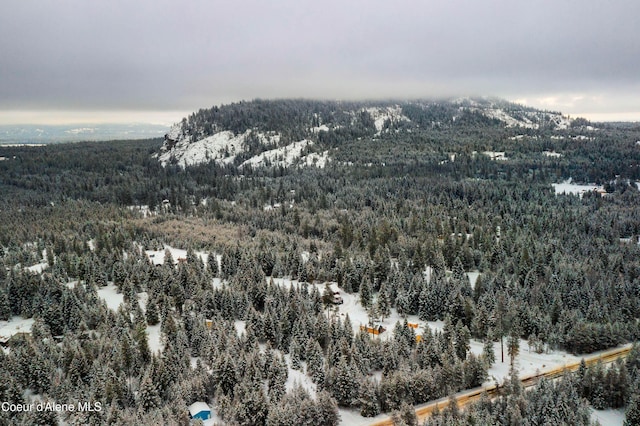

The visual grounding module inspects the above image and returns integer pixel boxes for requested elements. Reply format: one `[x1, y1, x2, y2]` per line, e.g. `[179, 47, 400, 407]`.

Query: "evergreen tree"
[138, 367, 161, 412]
[507, 330, 520, 366]
[316, 390, 340, 426]
[358, 377, 380, 417]
[146, 297, 160, 326]
[306, 338, 325, 385]
[331, 356, 359, 407]
[376, 282, 391, 321]
[625, 393, 640, 426]
[482, 338, 496, 368]
[391, 401, 418, 426]
[289, 337, 302, 370]
[360, 276, 373, 308]
[0, 289, 10, 321]
[267, 353, 287, 403]
[454, 320, 471, 360]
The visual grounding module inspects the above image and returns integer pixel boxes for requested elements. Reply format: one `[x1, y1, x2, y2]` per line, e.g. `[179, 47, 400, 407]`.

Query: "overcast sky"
[1, 0, 639, 124]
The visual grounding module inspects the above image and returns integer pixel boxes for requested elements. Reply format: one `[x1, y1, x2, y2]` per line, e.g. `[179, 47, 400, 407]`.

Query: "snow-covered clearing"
[144, 245, 209, 266]
[95, 286, 163, 353]
[147, 324, 163, 354]
[97, 283, 124, 312]
[543, 151, 563, 158]
[284, 355, 317, 395]
[24, 249, 49, 273]
[212, 277, 224, 290]
[469, 338, 582, 387]
[339, 408, 376, 426]
[590, 408, 625, 426]
[482, 151, 508, 161]
[310, 124, 330, 133]
[0, 317, 35, 343]
[552, 180, 604, 197]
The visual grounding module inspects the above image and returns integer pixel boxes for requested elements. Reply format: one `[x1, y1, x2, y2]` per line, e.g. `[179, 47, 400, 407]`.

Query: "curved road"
[370, 344, 633, 426]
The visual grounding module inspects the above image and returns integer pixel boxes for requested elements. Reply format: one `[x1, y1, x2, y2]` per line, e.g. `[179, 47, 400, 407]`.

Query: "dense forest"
[0, 99, 639, 425]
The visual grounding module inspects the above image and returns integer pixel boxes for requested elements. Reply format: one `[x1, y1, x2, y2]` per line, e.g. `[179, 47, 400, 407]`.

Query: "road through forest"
[370, 344, 633, 426]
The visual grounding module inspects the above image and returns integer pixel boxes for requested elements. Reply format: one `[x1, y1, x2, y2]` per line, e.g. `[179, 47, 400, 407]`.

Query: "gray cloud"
[1, 0, 639, 122]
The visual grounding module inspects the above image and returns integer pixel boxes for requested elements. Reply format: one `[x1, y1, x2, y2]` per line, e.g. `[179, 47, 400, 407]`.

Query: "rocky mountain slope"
[155, 98, 577, 169]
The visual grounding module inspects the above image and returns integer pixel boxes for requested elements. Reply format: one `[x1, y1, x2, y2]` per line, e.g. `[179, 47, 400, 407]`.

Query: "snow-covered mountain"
[155, 98, 577, 169]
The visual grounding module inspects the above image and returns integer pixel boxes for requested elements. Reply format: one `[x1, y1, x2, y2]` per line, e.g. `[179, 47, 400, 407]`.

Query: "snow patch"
[25, 261, 48, 274]
[233, 320, 246, 337]
[147, 324, 163, 354]
[240, 140, 315, 169]
[0, 317, 35, 343]
[310, 124, 330, 133]
[301, 150, 330, 168]
[466, 271, 480, 289]
[128, 205, 153, 217]
[552, 180, 604, 197]
[284, 355, 317, 395]
[65, 127, 96, 135]
[479, 108, 538, 129]
[97, 283, 124, 311]
[145, 245, 208, 266]
[364, 106, 410, 134]
[157, 129, 281, 168]
[483, 151, 508, 161]
[590, 408, 625, 426]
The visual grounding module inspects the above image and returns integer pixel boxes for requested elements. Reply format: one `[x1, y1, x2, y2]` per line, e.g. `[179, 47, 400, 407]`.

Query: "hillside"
[1, 99, 640, 425]
[154, 98, 575, 169]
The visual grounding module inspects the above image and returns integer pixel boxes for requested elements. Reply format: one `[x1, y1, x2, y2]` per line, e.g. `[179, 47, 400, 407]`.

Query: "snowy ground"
[157, 128, 282, 168]
[25, 261, 48, 274]
[364, 106, 410, 134]
[590, 408, 625, 426]
[467, 271, 480, 288]
[94, 284, 164, 354]
[240, 140, 316, 169]
[552, 180, 604, 197]
[25, 249, 49, 273]
[144, 245, 210, 266]
[482, 151, 508, 161]
[283, 355, 317, 395]
[264, 278, 603, 426]
[127, 204, 154, 217]
[96, 283, 124, 311]
[270, 279, 580, 390]
[233, 320, 246, 337]
[469, 338, 581, 387]
[147, 324, 163, 354]
[0, 317, 35, 343]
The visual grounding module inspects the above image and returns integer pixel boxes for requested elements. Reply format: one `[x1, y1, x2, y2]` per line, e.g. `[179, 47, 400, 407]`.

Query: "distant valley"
[0, 123, 168, 144]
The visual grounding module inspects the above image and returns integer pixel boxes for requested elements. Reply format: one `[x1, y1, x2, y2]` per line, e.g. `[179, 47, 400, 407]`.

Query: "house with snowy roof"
[188, 401, 211, 422]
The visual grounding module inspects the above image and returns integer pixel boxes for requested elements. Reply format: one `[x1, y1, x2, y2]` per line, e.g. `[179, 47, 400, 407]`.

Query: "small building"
[188, 402, 211, 422]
